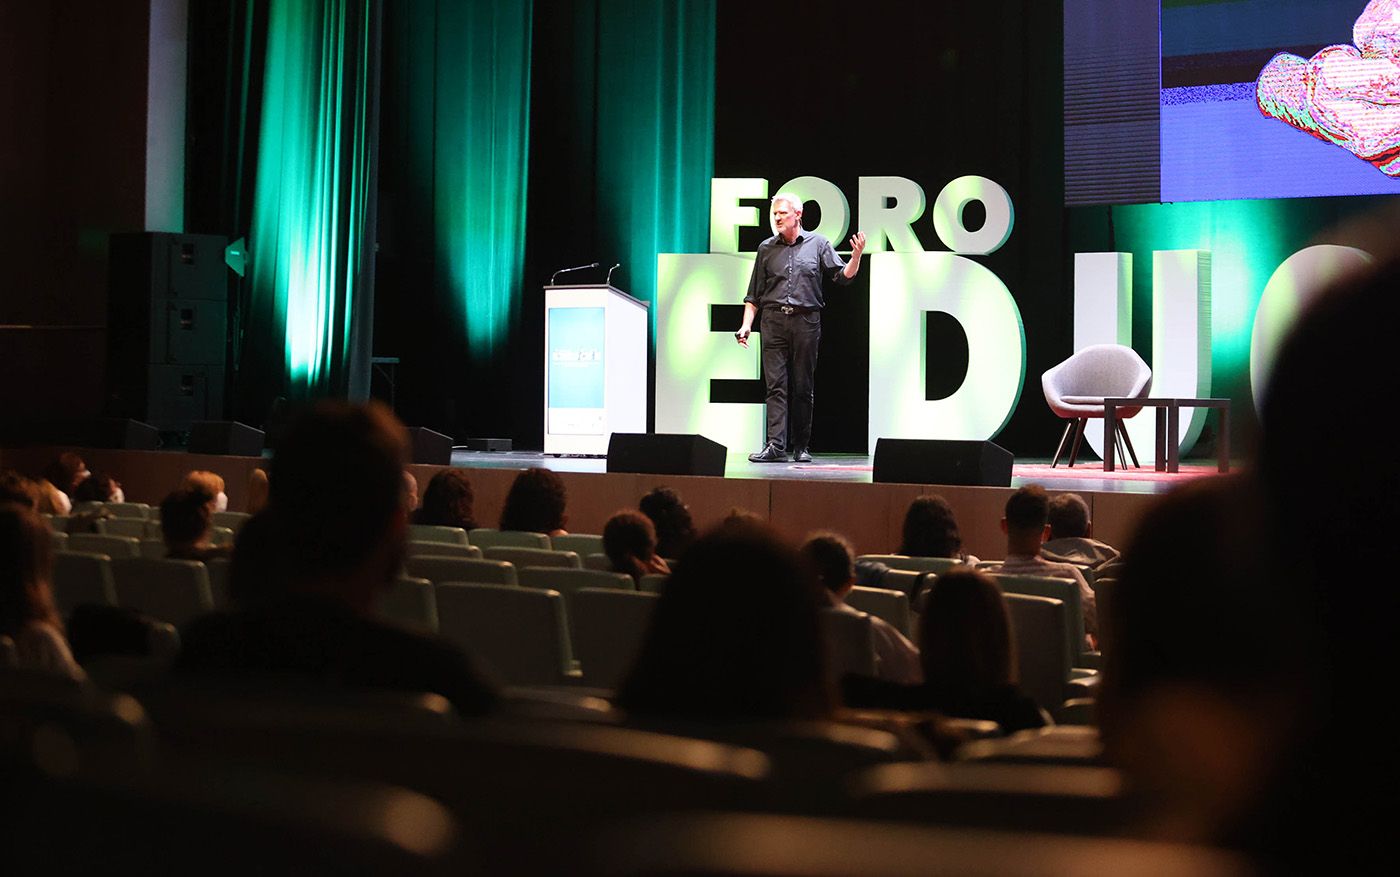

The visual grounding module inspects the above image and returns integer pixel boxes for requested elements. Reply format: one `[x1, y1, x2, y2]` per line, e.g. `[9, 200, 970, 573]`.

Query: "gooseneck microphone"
[606, 262, 621, 286]
[551, 262, 600, 284]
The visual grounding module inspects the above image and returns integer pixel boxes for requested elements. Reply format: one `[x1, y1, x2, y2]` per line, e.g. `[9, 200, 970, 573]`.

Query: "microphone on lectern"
[606, 263, 621, 286]
[551, 262, 600, 284]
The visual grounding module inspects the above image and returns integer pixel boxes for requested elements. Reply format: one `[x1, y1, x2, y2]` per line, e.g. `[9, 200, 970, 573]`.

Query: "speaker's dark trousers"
[760, 307, 821, 453]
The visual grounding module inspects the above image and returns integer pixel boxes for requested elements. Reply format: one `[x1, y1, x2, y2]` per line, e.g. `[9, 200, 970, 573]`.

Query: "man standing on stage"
[736, 193, 866, 463]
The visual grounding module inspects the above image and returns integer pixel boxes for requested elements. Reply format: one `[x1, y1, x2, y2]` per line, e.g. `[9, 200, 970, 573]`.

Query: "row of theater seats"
[44, 507, 1098, 715]
[0, 664, 1239, 875]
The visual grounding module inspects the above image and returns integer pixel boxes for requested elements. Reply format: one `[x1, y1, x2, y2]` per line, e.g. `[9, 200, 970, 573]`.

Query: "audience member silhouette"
[617, 524, 831, 720]
[602, 510, 670, 583]
[413, 469, 478, 531]
[0, 502, 84, 679]
[176, 401, 496, 716]
[898, 494, 978, 564]
[1042, 492, 1119, 570]
[0, 470, 42, 509]
[245, 467, 270, 515]
[42, 452, 89, 499]
[992, 485, 1097, 644]
[1098, 475, 1291, 851]
[160, 487, 233, 562]
[801, 532, 922, 684]
[499, 467, 568, 536]
[402, 470, 419, 512]
[183, 470, 227, 513]
[638, 486, 697, 559]
[72, 472, 123, 504]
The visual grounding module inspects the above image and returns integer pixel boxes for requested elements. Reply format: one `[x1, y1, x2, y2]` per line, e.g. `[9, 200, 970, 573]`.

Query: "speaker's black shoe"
[792, 448, 812, 463]
[748, 443, 788, 463]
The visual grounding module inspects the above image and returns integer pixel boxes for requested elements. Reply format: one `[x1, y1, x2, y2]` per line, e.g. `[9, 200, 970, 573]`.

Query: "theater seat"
[52, 552, 118, 616]
[468, 528, 551, 549]
[408, 524, 469, 545]
[568, 588, 660, 689]
[483, 546, 581, 569]
[109, 558, 215, 627]
[435, 582, 574, 685]
[405, 555, 517, 586]
[845, 586, 913, 638]
[379, 576, 438, 633]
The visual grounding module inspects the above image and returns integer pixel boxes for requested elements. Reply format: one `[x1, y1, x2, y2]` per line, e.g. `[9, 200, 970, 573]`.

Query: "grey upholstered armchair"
[1041, 344, 1152, 468]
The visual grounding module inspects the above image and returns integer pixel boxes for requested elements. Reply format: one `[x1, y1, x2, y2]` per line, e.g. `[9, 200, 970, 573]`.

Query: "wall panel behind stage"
[713, 1, 1066, 455]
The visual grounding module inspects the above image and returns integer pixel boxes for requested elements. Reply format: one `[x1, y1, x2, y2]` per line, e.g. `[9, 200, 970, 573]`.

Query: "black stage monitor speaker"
[873, 438, 1015, 487]
[408, 427, 454, 465]
[61, 419, 161, 450]
[189, 421, 265, 457]
[607, 433, 727, 477]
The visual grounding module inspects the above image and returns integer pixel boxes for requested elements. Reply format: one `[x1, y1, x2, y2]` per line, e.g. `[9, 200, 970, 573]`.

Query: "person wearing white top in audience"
[0, 502, 85, 680]
[991, 485, 1098, 647]
[802, 531, 923, 685]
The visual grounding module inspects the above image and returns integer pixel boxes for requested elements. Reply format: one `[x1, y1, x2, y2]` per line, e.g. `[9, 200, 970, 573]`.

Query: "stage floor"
[446, 450, 1231, 496]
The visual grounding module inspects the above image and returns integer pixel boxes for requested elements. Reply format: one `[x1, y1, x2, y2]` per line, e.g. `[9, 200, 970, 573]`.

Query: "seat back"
[406, 541, 482, 559]
[378, 576, 438, 632]
[819, 608, 878, 682]
[551, 533, 605, 556]
[102, 518, 148, 539]
[1002, 593, 1072, 711]
[957, 725, 1105, 766]
[993, 573, 1084, 659]
[517, 567, 634, 594]
[52, 552, 118, 616]
[483, 546, 581, 569]
[849, 761, 1137, 836]
[109, 558, 215, 627]
[212, 511, 252, 532]
[468, 528, 551, 549]
[875, 568, 922, 599]
[103, 502, 152, 520]
[434, 583, 572, 685]
[43, 514, 71, 533]
[210, 526, 235, 546]
[66, 533, 141, 558]
[405, 555, 516, 585]
[583, 552, 613, 571]
[407, 523, 469, 545]
[845, 586, 913, 638]
[857, 554, 963, 575]
[206, 558, 231, 609]
[0, 669, 156, 778]
[138, 539, 168, 560]
[49, 531, 69, 551]
[569, 588, 660, 689]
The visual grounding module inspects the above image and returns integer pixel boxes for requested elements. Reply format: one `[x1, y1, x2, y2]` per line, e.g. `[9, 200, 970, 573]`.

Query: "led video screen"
[1067, 0, 1400, 204]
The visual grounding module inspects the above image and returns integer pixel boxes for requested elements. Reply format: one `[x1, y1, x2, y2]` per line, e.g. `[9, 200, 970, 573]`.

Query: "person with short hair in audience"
[245, 467, 270, 515]
[402, 470, 419, 512]
[617, 523, 832, 720]
[0, 470, 42, 509]
[1042, 492, 1119, 570]
[802, 531, 922, 685]
[42, 452, 89, 499]
[72, 472, 124, 505]
[898, 494, 979, 564]
[991, 485, 1096, 645]
[0, 502, 84, 680]
[602, 510, 670, 583]
[844, 568, 1046, 732]
[176, 401, 497, 716]
[638, 486, 697, 560]
[499, 467, 568, 536]
[183, 470, 227, 513]
[161, 487, 234, 562]
[413, 468, 477, 531]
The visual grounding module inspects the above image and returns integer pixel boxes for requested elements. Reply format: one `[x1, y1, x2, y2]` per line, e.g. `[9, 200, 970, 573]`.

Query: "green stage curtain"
[593, 0, 715, 336]
[246, 0, 382, 401]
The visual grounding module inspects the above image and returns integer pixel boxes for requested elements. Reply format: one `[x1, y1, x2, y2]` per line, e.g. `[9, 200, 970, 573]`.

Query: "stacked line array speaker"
[606, 433, 727, 477]
[873, 438, 1015, 487]
[107, 232, 229, 431]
